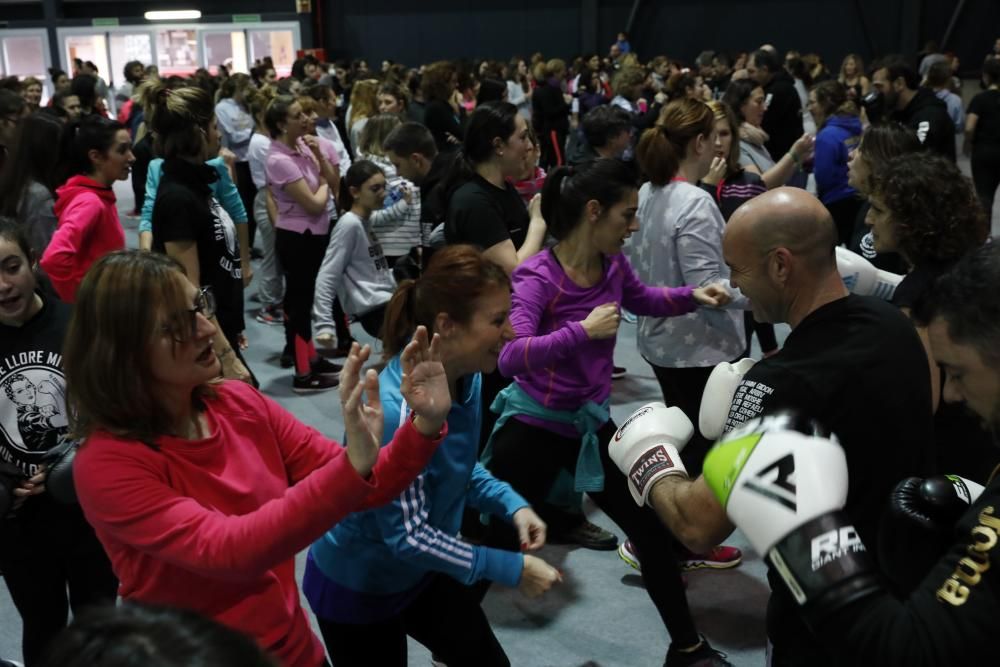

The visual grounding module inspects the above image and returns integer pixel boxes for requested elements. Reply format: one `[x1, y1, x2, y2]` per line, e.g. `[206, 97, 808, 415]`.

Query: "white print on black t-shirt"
[210, 198, 242, 280]
[724, 380, 775, 433]
[0, 350, 69, 476]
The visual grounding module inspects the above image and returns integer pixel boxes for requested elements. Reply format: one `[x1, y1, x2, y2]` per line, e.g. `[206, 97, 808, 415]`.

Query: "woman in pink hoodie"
[40, 116, 134, 303]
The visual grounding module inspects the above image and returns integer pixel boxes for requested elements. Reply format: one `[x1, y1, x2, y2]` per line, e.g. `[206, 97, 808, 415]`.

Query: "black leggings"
[356, 303, 386, 339]
[647, 362, 716, 478]
[0, 502, 118, 666]
[744, 311, 777, 355]
[484, 418, 700, 649]
[317, 574, 508, 667]
[234, 161, 258, 246]
[275, 227, 328, 342]
[972, 151, 1000, 219]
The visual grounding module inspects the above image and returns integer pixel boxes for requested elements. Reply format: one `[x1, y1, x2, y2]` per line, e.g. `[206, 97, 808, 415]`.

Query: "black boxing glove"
[42, 440, 79, 504]
[889, 475, 984, 533]
[878, 475, 984, 594]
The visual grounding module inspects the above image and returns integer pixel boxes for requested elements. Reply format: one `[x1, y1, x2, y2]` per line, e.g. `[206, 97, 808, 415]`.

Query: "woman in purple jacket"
[483, 158, 733, 667]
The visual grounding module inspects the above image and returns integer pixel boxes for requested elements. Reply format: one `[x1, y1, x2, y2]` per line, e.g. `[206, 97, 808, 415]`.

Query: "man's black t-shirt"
[444, 173, 529, 251]
[761, 70, 805, 160]
[723, 294, 935, 659]
[968, 89, 1000, 156]
[152, 159, 245, 342]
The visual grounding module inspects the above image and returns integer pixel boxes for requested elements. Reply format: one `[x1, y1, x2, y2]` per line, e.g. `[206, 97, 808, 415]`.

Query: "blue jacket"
[304, 356, 527, 621]
[139, 157, 247, 235]
[814, 114, 862, 205]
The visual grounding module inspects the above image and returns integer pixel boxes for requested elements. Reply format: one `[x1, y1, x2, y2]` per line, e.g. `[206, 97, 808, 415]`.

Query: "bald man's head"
[728, 188, 837, 264]
[723, 188, 839, 324]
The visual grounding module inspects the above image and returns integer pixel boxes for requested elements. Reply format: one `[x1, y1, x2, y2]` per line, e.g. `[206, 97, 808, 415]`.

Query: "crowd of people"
[0, 31, 998, 667]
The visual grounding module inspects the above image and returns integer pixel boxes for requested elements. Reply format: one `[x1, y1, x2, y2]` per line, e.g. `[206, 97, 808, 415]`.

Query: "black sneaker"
[612, 365, 627, 379]
[664, 637, 732, 667]
[279, 349, 294, 369]
[311, 357, 343, 378]
[551, 519, 619, 550]
[293, 373, 339, 394]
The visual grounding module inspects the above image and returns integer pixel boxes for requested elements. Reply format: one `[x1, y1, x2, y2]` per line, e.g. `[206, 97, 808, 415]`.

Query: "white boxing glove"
[609, 402, 694, 506]
[699, 358, 756, 440]
[835, 246, 903, 301]
[703, 414, 879, 619]
[703, 415, 848, 555]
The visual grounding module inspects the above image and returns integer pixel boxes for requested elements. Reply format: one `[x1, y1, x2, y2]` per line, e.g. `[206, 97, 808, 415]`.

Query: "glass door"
[0, 31, 51, 102]
[201, 30, 248, 75]
[248, 29, 295, 77]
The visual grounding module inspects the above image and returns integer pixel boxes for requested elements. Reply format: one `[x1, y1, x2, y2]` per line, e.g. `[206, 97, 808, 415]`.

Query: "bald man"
[637, 189, 935, 667]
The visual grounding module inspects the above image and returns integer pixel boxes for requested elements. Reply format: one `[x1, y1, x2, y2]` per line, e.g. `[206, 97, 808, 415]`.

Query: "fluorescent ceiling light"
[144, 9, 202, 20]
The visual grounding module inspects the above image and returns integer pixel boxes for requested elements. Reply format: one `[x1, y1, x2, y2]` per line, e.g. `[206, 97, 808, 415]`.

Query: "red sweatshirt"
[74, 381, 446, 667]
[41, 175, 126, 303]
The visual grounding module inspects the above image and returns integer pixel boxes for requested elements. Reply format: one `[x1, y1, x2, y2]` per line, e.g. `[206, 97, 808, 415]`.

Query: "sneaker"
[677, 545, 742, 571]
[311, 357, 343, 378]
[554, 519, 618, 551]
[1, 660, 25, 667]
[256, 305, 284, 325]
[279, 344, 294, 369]
[292, 372, 339, 394]
[618, 538, 641, 570]
[612, 365, 627, 379]
[664, 636, 732, 667]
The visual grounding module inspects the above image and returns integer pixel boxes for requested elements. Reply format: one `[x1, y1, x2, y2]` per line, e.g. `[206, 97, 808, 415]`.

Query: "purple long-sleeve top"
[498, 249, 697, 437]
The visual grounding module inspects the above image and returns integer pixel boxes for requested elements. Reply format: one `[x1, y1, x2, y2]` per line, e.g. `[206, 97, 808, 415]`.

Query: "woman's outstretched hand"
[339, 343, 384, 478]
[400, 326, 450, 436]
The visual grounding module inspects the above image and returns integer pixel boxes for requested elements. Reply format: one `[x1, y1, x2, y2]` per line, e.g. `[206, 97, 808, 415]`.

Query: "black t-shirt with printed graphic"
[152, 159, 244, 341]
[723, 294, 936, 658]
[0, 296, 72, 478]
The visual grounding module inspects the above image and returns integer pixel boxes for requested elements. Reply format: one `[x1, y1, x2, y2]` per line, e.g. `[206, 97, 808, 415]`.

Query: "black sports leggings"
[317, 573, 508, 667]
[0, 502, 118, 666]
[484, 417, 701, 649]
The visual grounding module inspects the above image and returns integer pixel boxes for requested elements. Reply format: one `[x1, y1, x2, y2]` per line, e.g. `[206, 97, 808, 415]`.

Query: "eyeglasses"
[162, 287, 216, 342]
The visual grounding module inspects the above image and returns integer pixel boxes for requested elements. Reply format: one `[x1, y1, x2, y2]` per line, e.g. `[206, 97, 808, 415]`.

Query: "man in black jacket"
[747, 48, 804, 161]
[873, 56, 956, 160]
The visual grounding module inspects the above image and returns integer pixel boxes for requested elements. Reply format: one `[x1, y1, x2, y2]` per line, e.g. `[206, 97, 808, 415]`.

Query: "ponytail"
[58, 115, 125, 183]
[338, 160, 384, 212]
[138, 79, 213, 159]
[381, 279, 419, 358]
[637, 99, 713, 186]
[381, 245, 510, 358]
[541, 159, 638, 240]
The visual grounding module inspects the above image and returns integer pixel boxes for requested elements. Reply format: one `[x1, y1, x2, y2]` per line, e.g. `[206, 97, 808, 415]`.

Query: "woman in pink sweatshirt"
[40, 116, 134, 302]
[64, 250, 452, 667]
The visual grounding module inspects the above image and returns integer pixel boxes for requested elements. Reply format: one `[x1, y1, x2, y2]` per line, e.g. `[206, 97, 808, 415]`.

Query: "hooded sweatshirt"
[814, 114, 862, 205]
[893, 87, 957, 161]
[41, 175, 125, 303]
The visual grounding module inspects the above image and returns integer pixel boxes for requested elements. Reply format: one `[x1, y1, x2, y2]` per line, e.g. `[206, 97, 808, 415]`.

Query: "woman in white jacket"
[314, 160, 398, 343]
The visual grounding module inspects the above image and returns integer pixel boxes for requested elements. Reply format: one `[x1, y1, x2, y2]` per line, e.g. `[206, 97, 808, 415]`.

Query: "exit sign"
[92, 17, 120, 26]
[233, 14, 262, 23]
